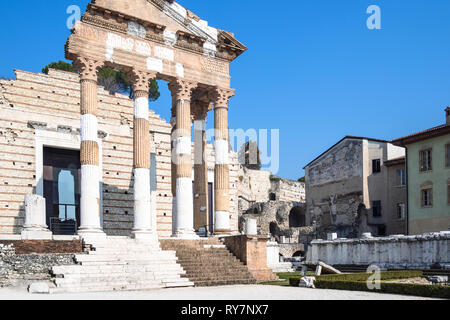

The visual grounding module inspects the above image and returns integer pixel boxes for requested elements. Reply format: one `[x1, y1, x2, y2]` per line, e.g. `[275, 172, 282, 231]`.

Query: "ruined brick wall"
[0, 69, 239, 237]
[305, 139, 368, 239]
[0, 243, 75, 287]
[270, 178, 305, 203]
[237, 167, 271, 205]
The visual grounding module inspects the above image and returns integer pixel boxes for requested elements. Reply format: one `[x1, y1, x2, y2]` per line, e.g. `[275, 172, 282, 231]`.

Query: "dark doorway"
[289, 206, 306, 228]
[43, 147, 81, 235]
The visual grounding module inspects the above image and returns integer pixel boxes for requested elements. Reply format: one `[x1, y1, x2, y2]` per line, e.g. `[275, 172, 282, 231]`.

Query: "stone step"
[74, 254, 177, 263]
[57, 273, 186, 285]
[51, 281, 165, 293]
[52, 266, 185, 277]
[54, 277, 163, 288]
[52, 264, 184, 275]
[188, 275, 254, 282]
[164, 281, 195, 288]
[193, 279, 256, 287]
[178, 259, 244, 268]
[185, 270, 251, 277]
[89, 246, 162, 252]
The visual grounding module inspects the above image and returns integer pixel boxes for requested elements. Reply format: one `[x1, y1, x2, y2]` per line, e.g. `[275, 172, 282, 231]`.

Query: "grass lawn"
[260, 272, 304, 286]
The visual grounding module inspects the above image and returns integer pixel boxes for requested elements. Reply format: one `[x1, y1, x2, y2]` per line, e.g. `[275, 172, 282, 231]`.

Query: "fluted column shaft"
[129, 70, 157, 239]
[169, 79, 198, 239]
[193, 102, 210, 233]
[212, 87, 235, 234]
[74, 57, 105, 237]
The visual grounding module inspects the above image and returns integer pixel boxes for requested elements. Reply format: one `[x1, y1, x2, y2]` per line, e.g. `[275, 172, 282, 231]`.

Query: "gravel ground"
[0, 285, 439, 300]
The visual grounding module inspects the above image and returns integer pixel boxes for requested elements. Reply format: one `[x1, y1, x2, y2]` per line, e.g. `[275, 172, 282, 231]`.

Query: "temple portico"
[60, 0, 247, 240]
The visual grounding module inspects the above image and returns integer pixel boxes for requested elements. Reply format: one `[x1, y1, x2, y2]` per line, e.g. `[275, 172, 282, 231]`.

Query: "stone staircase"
[160, 238, 257, 287]
[47, 236, 193, 293]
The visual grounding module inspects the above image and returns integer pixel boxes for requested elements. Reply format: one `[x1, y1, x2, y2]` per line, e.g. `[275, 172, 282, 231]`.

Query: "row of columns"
[74, 56, 234, 239]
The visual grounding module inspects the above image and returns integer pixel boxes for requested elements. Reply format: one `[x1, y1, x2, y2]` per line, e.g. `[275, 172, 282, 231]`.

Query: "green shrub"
[289, 270, 449, 299]
[289, 270, 423, 286]
[315, 280, 450, 299]
[316, 270, 423, 282]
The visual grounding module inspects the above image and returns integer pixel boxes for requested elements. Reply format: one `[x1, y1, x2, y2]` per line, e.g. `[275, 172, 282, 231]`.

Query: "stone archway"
[289, 206, 306, 228]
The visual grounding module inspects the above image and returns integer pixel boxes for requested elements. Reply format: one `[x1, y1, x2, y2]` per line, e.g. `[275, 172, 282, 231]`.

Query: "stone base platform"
[36, 236, 193, 294]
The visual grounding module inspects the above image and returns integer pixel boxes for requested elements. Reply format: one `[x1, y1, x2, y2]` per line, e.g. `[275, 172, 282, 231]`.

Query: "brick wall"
[223, 235, 278, 281]
[0, 69, 239, 237]
[0, 240, 82, 254]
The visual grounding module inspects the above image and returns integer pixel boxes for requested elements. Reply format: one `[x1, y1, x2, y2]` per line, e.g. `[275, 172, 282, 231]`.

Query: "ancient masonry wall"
[305, 139, 365, 238]
[0, 243, 76, 287]
[308, 232, 450, 269]
[270, 178, 305, 203]
[0, 69, 239, 238]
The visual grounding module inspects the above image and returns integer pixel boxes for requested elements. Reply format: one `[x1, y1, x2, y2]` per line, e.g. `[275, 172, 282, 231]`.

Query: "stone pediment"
[89, 0, 246, 60]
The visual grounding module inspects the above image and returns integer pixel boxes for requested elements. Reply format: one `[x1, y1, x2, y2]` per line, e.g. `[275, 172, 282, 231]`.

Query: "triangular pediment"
[91, 0, 219, 43]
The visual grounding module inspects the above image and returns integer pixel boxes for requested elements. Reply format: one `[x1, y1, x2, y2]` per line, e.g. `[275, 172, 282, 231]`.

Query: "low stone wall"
[307, 232, 450, 269]
[0, 244, 76, 287]
[0, 240, 83, 254]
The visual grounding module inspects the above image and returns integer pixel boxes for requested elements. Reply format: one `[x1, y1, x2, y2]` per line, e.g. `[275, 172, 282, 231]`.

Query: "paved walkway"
[0, 285, 437, 300]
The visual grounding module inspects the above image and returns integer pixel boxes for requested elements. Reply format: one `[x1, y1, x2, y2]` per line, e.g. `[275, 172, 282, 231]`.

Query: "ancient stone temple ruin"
[0, 0, 279, 292]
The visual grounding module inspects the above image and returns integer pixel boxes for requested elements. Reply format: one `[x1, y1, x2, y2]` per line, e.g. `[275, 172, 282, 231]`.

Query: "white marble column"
[73, 56, 105, 239]
[211, 87, 235, 234]
[128, 70, 157, 239]
[169, 79, 198, 239]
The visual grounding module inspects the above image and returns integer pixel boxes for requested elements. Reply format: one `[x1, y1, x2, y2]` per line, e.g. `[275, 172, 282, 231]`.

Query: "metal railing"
[49, 204, 78, 235]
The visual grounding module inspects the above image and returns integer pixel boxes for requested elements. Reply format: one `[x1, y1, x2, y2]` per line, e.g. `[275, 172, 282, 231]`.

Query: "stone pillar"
[73, 57, 105, 238]
[170, 107, 177, 236]
[169, 79, 198, 239]
[128, 69, 157, 239]
[21, 194, 52, 240]
[245, 218, 258, 236]
[211, 87, 235, 234]
[192, 101, 210, 234]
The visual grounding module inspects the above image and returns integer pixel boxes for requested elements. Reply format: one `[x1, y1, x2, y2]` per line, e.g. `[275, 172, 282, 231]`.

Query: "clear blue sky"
[1, 0, 450, 180]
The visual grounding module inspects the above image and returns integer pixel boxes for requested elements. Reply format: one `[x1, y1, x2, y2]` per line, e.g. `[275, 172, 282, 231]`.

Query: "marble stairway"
[47, 236, 193, 293]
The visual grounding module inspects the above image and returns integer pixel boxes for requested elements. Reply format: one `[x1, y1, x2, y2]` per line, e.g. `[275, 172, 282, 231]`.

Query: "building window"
[448, 182, 450, 205]
[397, 169, 406, 186]
[377, 225, 386, 236]
[372, 159, 381, 174]
[396, 203, 405, 220]
[446, 144, 450, 168]
[419, 149, 432, 172]
[372, 201, 382, 217]
[421, 187, 433, 207]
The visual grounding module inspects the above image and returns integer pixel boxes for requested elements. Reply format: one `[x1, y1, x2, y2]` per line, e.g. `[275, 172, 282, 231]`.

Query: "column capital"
[73, 56, 104, 82]
[168, 79, 198, 101]
[192, 100, 212, 121]
[128, 69, 157, 97]
[210, 87, 235, 109]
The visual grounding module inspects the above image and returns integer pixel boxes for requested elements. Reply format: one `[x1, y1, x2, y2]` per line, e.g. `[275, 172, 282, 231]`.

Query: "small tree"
[42, 61, 160, 100]
[42, 61, 75, 74]
[238, 140, 261, 170]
